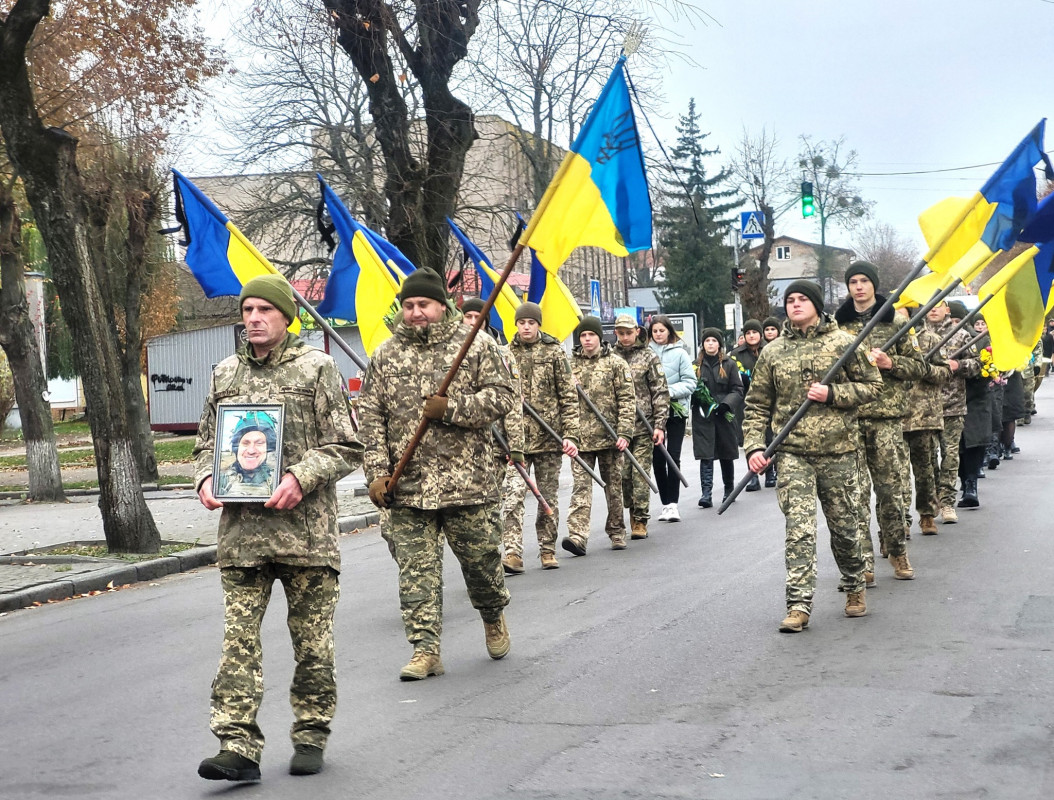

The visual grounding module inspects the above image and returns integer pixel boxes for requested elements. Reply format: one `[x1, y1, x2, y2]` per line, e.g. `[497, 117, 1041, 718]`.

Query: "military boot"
[779, 610, 809, 633]
[920, 514, 938, 535]
[539, 551, 559, 569]
[889, 553, 915, 580]
[399, 650, 444, 681]
[764, 463, 777, 488]
[745, 473, 761, 492]
[483, 613, 510, 659]
[864, 571, 876, 587]
[845, 590, 867, 617]
[610, 534, 628, 550]
[698, 460, 714, 508]
[958, 477, 979, 508]
[289, 744, 324, 776]
[198, 751, 261, 782]
[502, 553, 525, 575]
[561, 536, 587, 557]
[941, 505, 958, 524]
[630, 519, 648, 540]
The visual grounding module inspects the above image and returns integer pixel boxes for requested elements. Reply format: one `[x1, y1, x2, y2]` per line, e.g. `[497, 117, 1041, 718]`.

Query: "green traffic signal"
[801, 181, 815, 218]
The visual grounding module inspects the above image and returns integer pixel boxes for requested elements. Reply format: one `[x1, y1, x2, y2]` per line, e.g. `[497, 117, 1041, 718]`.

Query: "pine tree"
[656, 99, 739, 331]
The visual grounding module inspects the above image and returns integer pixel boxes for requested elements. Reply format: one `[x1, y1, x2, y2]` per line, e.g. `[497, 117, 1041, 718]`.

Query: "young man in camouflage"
[925, 300, 981, 524]
[613, 313, 669, 540]
[834, 262, 926, 583]
[743, 280, 882, 633]
[562, 316, 636, 555]
[194, 274, 362, 782]
[502, 302, 580, 572]
[358, 268, 515, 681]
[901, 314, 952, 535]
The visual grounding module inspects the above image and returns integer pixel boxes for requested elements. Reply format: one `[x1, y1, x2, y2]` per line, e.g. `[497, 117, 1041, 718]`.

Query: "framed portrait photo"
[213, 404, 285, 502]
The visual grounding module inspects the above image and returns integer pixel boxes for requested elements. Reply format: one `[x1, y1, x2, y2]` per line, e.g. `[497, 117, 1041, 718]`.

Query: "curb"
[0, 511, 380, 614]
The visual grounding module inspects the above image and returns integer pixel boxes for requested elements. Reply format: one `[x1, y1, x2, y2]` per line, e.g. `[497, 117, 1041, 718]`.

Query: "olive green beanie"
[240, 274, 297, 324]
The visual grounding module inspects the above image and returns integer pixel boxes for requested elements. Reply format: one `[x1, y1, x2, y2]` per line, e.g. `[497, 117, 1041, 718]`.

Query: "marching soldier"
[501, 302, 580, 571]
[358, 268, 515, 681]
[561, 316, 636, 555]
[613, 313, 669, 540]
[743, 281, 882, 633]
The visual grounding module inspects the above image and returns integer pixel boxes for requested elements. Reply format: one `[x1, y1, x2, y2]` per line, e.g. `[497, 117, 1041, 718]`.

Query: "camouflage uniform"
[925, 318, 981, 509]
[502, 332, 579, 559]
[215, 462, 275, 497]
[193, 333, 362, 763]
[834, 297, 926, 565]
[743, 316, 883, 614]
[614, 337, 669, 524]
[567, 342, 636, 547]
[358, 310, 514, 655]
[902, 327, 951, 522]
[1021, 340, 1041, 419]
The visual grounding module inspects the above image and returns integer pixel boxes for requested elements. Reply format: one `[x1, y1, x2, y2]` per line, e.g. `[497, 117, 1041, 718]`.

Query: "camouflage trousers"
[856, 417, 908, 564]
[502, 452, 563, 557]
[1022, 368, 1036, 416]
[211, 564, 340, 763]
[388, 504, 510, 655]
[904, 429, 940, 519]
[568, 448, 626, 544]
[896, 433, 912, 528]
[936, 415, 965, 508]
[621, 434, 655, 522]
[777, 451, 866, 614]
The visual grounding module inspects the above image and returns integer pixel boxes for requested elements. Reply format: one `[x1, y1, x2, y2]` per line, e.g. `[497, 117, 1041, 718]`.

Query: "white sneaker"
[656, 504, 671, 522]
[666, 503, 681, 522]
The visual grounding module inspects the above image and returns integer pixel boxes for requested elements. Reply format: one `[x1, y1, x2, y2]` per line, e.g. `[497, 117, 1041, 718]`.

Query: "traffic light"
[731, 266, 746, 290]
[801, 181, 815, 218]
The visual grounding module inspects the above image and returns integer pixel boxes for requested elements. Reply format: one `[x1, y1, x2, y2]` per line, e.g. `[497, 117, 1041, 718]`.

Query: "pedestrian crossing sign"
[740, 211, 765, 239]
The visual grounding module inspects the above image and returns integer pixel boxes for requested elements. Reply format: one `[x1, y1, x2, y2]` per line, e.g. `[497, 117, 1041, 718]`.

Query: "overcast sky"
[185, 0, 1052, 254]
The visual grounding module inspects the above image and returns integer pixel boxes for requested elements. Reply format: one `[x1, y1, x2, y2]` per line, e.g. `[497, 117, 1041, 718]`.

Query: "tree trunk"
[0, 3, 160, 552]
[0, 184, 64, 501]
[742, 202, 776, 320]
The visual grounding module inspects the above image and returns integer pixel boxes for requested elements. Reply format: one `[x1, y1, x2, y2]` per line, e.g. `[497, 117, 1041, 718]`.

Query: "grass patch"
[0, 476, 191, 493]
[0, 439, 195, 470]
[154, 440, 195, 464]
[27, 540, 202, 562]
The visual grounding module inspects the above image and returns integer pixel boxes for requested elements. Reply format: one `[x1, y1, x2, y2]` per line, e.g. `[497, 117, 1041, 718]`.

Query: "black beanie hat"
[398, 267, 448, 304]
[701, 326, 724, 345]
[576, 315, 603, 338]
[948, 300, 968, 321]
[763, 316, 781, 330]
[742, 319, 763, 335]
[784, 280, 824, 313]
[515, 302, 542, 324]
[461, 297, 486, 315]
[845, 260, 880, 290]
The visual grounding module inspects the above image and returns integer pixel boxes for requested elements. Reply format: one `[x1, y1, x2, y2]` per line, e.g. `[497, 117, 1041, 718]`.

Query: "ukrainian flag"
[522, 56, 652, 273]
[446, 218, 521, 342]
[171, 170, 300, 332]
[981, 193, 1054, 370]
[527, 247, 583, 342]
[315, 177, 415, 355]
[898, 121, 1051, 308]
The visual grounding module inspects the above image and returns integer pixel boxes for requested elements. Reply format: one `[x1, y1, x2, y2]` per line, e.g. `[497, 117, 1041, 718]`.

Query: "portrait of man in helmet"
[213, 405, 285, 500]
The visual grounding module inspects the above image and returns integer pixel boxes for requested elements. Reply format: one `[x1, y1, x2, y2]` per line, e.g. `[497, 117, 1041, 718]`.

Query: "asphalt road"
[2, 397, 1054, 799]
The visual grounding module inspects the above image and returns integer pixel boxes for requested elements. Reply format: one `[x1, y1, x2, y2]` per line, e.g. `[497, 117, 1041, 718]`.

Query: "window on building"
[775, 246, 792, 261]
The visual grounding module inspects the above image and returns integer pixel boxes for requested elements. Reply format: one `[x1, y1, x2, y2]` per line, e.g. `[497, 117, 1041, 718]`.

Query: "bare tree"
[729, 127, 790, 320]
[853, 221, 919, 290]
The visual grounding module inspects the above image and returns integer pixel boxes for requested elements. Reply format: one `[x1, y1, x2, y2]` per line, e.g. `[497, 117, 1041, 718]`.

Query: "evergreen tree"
[656, 99, 739, 332]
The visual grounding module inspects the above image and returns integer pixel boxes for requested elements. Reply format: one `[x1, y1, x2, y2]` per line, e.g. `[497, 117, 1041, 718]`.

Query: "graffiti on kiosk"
[151, 373, 193, 392]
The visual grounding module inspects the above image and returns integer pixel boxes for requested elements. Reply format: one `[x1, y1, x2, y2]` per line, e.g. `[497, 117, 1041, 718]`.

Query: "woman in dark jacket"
[692, 327, 744, 508]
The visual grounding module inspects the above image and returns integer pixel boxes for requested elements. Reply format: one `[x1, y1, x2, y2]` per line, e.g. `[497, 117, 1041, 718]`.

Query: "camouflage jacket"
[510, 331, 580, 454]
[358, 310, 515, 509]
[193, 334, 362, 572]
[493, 341, 526, 456]
[903, 326, 952, 432]
[743, 315, 883, 457]
[925, 318, 981, 416]
[614, 338, 670, 437]
[834, 296, 927, 419]
[572, 342, 636, 452]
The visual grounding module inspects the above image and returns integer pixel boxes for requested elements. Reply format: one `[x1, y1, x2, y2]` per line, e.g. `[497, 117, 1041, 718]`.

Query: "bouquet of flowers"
[693, 379, 735, 422]
[979, 347, 999, 380]
[670, 400, 688, 419]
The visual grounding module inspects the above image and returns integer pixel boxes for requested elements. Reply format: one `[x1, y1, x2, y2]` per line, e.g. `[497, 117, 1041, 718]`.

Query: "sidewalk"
[0, 474, 378, 613]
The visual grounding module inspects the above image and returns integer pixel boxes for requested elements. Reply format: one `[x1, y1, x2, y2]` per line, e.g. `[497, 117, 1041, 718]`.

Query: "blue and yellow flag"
[446, 218, 521, 341]
[980, 193, 1054, 369]
[898, 121, 1051, 307]
[522, 56, 652, 273]
[171, 170, 300, 332]
[315, 177, 415, 355]
[527, 247, 583, 342]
